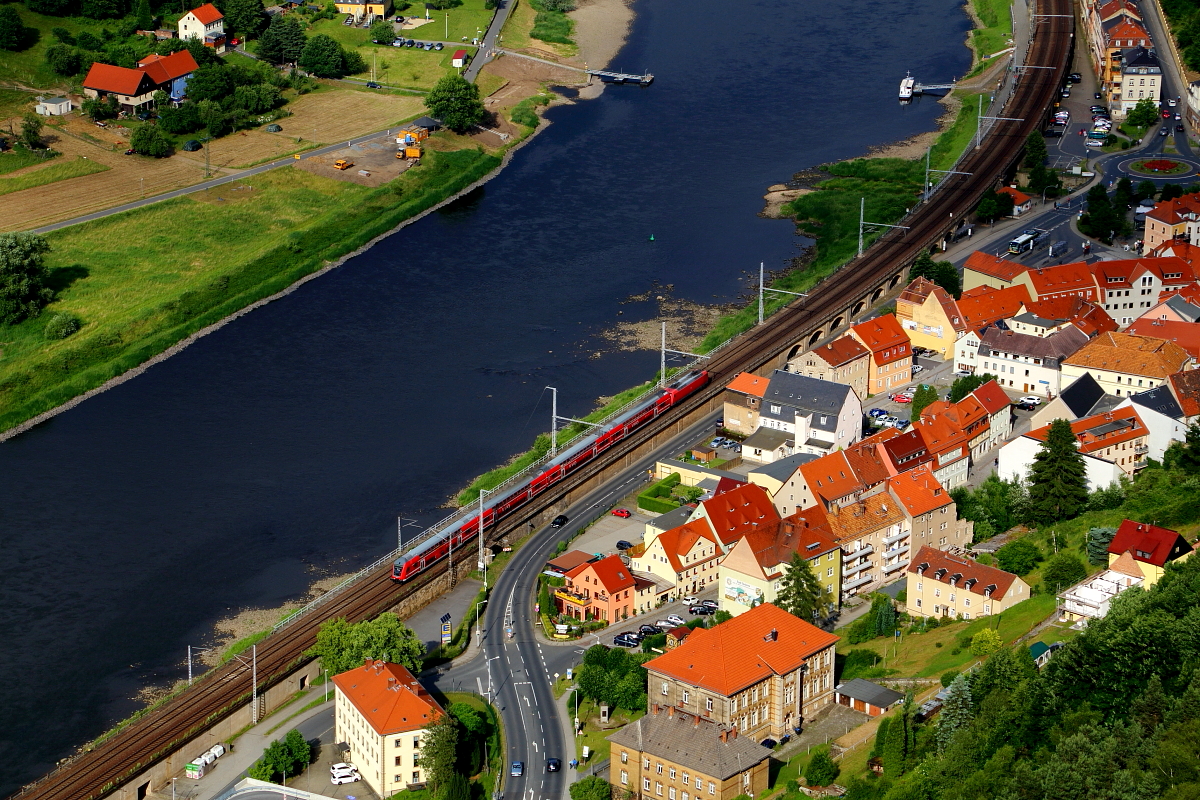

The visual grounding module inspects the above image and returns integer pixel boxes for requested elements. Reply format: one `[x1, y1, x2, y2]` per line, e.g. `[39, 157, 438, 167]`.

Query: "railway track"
[13, 5, 1071, 799]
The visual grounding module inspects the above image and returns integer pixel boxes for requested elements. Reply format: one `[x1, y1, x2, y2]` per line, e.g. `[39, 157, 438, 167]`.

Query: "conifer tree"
[775, 550, 828, 622]
[1086, 526, 1118, 565]
[1027, 418, 1088, 525]
[937, 673, 973, 751]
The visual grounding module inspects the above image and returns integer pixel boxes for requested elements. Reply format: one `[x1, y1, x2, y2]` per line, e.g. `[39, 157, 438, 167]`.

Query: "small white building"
[178, 3, 226, 50]
[451, 49, 469, 68]
[1057, 551, 1144, 625]
[34, 97, 72, 116]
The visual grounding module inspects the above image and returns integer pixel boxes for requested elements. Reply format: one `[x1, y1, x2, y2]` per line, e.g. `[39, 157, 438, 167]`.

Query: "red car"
[1163, 109, 1173, 119]
[611, 508, 632, 518]
[892, 394, 912, 403]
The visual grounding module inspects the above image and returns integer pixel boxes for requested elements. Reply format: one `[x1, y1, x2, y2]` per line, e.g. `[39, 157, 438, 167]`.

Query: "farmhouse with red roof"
[1106, 519, 1194, 587]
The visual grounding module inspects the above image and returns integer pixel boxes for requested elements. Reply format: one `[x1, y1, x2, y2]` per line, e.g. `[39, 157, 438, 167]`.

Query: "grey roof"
[803, 437, 835, 449]
[413, 116, 441, 130]
[760, 402, 798, 424]
[1059, 372, 1107, 418]
[747, 453, 820, 482]
[1131, 385, 1185, 419]
[1085, 418, 1133, 436]
[1090, 394, 1126, 416]
[1163, 294, 1200, 323]
[648, 505, 695, 532]
[1122, 46, 1160, 72]
[41, 96, 69, 104]
[979, 324, 1089, 362]
[607, 710, 772, 779]
[1011, 311, 1063, 328]
[835, 678, 904, 709]
[742, 427, 793, 451]
[762, 370, 853, 417]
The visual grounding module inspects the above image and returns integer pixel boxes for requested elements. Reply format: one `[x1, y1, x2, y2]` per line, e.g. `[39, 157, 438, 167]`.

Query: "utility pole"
[923, 148, 971, 201]
[660, 322, 666, 388]
[858, 197, 911, 257]
[759, 261, 806, 324]
[975, 95, 1023, 150]
[549, 385, 557, 454]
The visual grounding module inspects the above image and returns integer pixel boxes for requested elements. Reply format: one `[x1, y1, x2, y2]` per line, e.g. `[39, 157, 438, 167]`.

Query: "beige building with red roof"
[332, 660, 444, 796]
[952, 285, 1035, 373]
[962, 251, 1027, 292]
[82, 49, 198, 110]
[996, 186, 1033, 215]
[558, 554, 638, 622]
[793, 335, 870, 397]
[906, 546, 1029, 619]
[999, 406, 1150, 489]
[633, 520, 722, 600]
[720, 372, 771, 433]
[178, 3, 225, 50]
[1015, 262, 1101, 304]
[1087, 256, 1200, 326]
[849, 314, 912, 394]
[644, 603, 840, 739]
[1061, 331, 1193, 397]
[895, 277, 965, 358]
[1106, 519, 1194, 587]
[689, 482, 781, 550]
[1143, 194, 1200, 251]
[1124, 319, 1200, 359]
[718, 511, 841, 615]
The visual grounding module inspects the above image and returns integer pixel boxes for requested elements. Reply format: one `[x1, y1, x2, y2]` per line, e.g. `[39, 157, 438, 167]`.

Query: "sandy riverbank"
[570, 0, 634, 70]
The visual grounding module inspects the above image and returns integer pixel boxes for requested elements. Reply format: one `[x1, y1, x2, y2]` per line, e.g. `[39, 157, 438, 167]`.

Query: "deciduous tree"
[0, 232, 54, 325]
[222, 0, 268, 37]
[306, 613, 425, 675]
[970, 628, 1002, 657]
[418, 711, 459, 795]
[299, 33, 348, 77]
[1127, 97, 1160, 128]
[20, 113, 43, 150]
[425, 74, 485, 133]
[909, 250, 961, 298]
[805, 751, 840, 787]
[370, 16, 395, 43]
[0, 5, 27, 50]
[44, 44, 83, 75]
[1041, 552, 1087, 593]
[131, 124, 172, 157]
[1027, 418, 1089, 525]
[996, 538, 1041, 575]
[570, 776, 612, 800]
[1024, 130, 1048, 168]
[911, 384, 939, 418]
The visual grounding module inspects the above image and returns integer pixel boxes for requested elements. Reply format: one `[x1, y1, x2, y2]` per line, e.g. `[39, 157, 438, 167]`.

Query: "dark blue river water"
[0, 0, 970, 792]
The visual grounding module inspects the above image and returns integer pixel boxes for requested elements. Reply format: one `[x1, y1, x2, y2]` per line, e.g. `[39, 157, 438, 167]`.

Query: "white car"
[667, 614, 686, 626]
[331, 763, 359, 777]
[682, 596, 698, 605]
[912, 364, 924, 373]
[332, 773, 362, 785]
[1018, 396, 1042, 405]
[1169, 98, 1178, 107]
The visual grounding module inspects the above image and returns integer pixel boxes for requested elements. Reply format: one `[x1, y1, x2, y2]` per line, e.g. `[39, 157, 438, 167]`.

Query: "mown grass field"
[0, 155, 109, 195]
[0, 144, 59, 176]
[349, 42, 478, 90]
[0, 6, 117, 89]
[969, 0, 1015, 61]
[0, 145, 503, 433]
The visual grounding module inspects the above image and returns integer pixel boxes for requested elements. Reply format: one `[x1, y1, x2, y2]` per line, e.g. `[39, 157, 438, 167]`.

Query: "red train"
[393, 370, 710, 581]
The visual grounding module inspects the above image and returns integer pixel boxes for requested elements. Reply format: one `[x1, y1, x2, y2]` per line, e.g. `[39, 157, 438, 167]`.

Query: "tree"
[1127, 97, 1160, 128]
[80, 0, 124, 19]
[872, 595, 896, 639]
[948, 372, 998, 403]
[1027, 418, 1089, 525]
[937, 672, 973, 751]
[1042, 552, 1087, 593]
[1163, 423, 1200, 474]
[370, 16, 396, 43]
[1135, 179, 1158, 201]
[1024, 130, 1048, 169]
[970, 628, 1002, 657]
[805, 751, 840, 787]
[299, 33, 348, 77]
[911, 384, 939, 418]
[135, 0, 152, 29]
[306, 613, 425, 675]
[20, 113, 43, 150]
[441, 770, 470, 800]
[992, 189, 1015, 218]
[82, 95, 119, 120]
[130, 124, 172, 157]
[996, 538, 1041, 576]
[44, 43, 83, 75]
[882, 704, 911, 778]
[1080, 184, 1130, 243]
[975, 193, 998, 223]
[713, 609, 732, 625]
[1086, 526, 1118, 565]
[257, 15, 306, 64]
[418, 711, 459, 795]
[1132, 674, 1169, 731]
[940, 669, 960, 688]
[775, 551, 828, 622]
[186, 64, 235, 102]
[223, 0, 268, 37]
[0, 5, 26, 50]
[27, 0, 79, 15]
[0, 232, 54, 325]
[425, 74, 485, 133]
[1114, 177, 1135, 209]
[570, 776, 612, 800]
[909, 250, 961, 298]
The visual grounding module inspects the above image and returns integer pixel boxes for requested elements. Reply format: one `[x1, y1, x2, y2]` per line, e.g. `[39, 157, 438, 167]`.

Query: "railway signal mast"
[974, 95, 1023, 150]
[923, 148, 972, 201]
[758, 262, 806, 325]
[659, 321, 710, 387]
[858, 198, 910, 257]
[547, 386, 605, 456]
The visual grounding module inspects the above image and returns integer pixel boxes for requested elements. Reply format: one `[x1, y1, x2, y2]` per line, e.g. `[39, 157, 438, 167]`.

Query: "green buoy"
[649, 234, 655, 241]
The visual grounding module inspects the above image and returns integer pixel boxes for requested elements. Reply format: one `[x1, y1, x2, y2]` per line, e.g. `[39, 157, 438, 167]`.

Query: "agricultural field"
[271, 88, 425, 148]
[0, 156, 110, 196]
[347, 43, 477, 91]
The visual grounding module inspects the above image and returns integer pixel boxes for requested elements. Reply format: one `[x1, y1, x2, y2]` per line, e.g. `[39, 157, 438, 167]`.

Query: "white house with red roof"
[332, 660, 444, 796]
[179, 3, 225, 50]
[1106, 519, 1194, 587]
[998, 406, 1150, 489]
[996, 186, 1034, 216]
[633, 519, 721, 599]
[82, 49, 198, 110]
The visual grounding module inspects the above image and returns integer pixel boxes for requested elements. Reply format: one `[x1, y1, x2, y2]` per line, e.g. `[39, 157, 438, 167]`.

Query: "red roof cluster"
[1107, 519, 1193, 567]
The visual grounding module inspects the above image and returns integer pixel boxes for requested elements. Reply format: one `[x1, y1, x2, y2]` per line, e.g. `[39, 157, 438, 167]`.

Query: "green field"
[352, 42, 478, 90]
[0, 155, 109, 195]
[0, 146, 503, 433]
[0, 7, 118, 89]
[969, 0, 1014, 62]
[0, 144, 59, 176]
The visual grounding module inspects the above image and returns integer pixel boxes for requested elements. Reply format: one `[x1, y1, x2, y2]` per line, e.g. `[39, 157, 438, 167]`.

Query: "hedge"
[638, 472, 682, 513]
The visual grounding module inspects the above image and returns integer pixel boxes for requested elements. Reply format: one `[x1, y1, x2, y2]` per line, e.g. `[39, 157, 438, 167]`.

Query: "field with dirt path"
[280, 90, 425, 148]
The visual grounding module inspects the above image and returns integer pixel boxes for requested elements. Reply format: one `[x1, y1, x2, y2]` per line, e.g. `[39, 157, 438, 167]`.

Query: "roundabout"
[1116, 155, 1200, 179]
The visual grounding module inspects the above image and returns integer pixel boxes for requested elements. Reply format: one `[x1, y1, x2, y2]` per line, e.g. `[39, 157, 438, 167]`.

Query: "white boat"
[899, 73, 915, 101]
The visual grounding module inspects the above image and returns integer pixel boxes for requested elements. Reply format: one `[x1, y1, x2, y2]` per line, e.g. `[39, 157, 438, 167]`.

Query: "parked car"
[701, 599, 718, 609]
[547, 758, 562, 772]
[1094, 92, 1103, 99]
[614, 633, 640, 647]
[511, 762, 524, 777]
[666, 614, 686, 626]
[893, 394, 912, 404]
[1178, 124, 1186, 132]
[761, 738, 778, 749]
[434, 41, 444, 50]
[616, 539, 633, 551]
[892, 418, 910, 429]
[868, 408, 888, 418]
[1068, 72, 1081, 82]
[638, 624, 659, 636]
[1018, 396, 1042, 405]
[331, 764, 359, 777]
[1015, 401, 1038, 411]
[332, 773, 362, 785]
[366, 81, 381, 88]
[611, 507, 632, 518]
[912, 364, 924, 373]
[551, 515, 569, 528]
[655, 619, 675, 630]
[682, 595, 698, 604]
[183, 139, 203, 151]
[690, 604, 714, 615]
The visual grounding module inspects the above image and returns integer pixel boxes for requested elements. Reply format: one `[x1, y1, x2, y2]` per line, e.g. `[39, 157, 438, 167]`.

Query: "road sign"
[441, 618, 452, 645]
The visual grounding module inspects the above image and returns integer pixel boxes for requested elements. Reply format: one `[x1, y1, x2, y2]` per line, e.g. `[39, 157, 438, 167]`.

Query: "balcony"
[843, 573, 875, 591]
[554, 589, 589, 606]
[883, 545, 910, 560]
[1134, 444, 1149, 455]
[843, 544, 873, 560]
[883, 530, 909, 546]
[843, 559, 872, 576]
[882, 558, 910, 574]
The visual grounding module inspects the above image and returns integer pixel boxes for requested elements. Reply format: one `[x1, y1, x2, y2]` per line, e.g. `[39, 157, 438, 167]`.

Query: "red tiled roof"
[1023, 261, 1098, 299]
[1145, 193, 1200, 226]
[331, 661, 443, 735]
[958, 284, 1031, 331]
[83, 62, 149, 95]
[566, 553, 636, 594]
[188, 2, 224, 23]
[547, 549, 596, 573]
[887, 466, 952, 517]
[138, 48, 198, 83]
[1149, 240, 1200, 265]
[727, 372, 770, 397]
[1124, 319, 1200, 358]
[997, 186, 1032, 205]
[1169, 369, 1200, 417]
[735, 511, 839, 577]
[1021, 294, 1118, 337]
[650, 520, 719, 574]
[1026, 407, 1147, 455]
[880, 427, 932, 471]
[714, 476, 747, 496]
[698, 483, 780, 545]
[908, 546, 1018, 597]
[1107, 519, 1193, 567]
[963, 251, 1026, 283]
[971, 379, 1011, 415]
[810, 335, 869, 368]
[645, 604, 839, 696]
[850, 314, 910, 366]
[1104, 17, 1149, 42]
[798, 451, 862, 506]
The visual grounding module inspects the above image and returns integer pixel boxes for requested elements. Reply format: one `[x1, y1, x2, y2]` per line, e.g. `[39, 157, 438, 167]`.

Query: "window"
[915, 598, 922, 608]
[657, 763, 663, 775]
[826, 567, 833, 577]
[917, 581, 923, 591]
[657, 783, 664, 797]
[706, 698, 713, 712]
[964, 597, 971, 607]
[709, 783, 716, 795]
[682, 690, 689, 704]
[413, 772, 420, 783]
[395, 756, 402, 766]
[671, 769, 677, 780]
[696, 778, 703, 790]
[935, 588, 941, 597]
[395, 738, 403, 748]
[645, 758, 651, 770]
[644, 779, 652, 792]
[621, 752, 629, 764]
[670, 789, 677, 800]
[683, 773, 690, 784]
[621, 771, 629, 786]
[662, 682, 669, 696]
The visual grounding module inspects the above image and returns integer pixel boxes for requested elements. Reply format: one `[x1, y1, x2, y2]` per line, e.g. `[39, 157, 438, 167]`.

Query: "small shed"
[690, 445, 716, 463]
[451, 49, 469, 68]
[834, 679, 904, 717]
[413, 115, 441, 131]
[546, 549, 596, 576]
[35, 97, 72, 116]
[1028, 640, 1063, 669]
[665, 626, 692, 650]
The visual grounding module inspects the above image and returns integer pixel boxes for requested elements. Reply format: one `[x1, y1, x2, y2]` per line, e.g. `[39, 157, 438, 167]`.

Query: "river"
[0, 0, 970, 792]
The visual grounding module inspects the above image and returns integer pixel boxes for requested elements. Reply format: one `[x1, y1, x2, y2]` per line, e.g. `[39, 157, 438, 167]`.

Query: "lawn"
[573, 696, 643, 763]
[0, 145, 503, 432]
[442, 692, 504, 776]
[0, 87, 36, 122]
[836, 593, 1058, 679]
[349, 42, 478, 90]
[0, 144, 59, 176]
[0, 7, 119, 89]
[0, 155, 109, 195]
[969, 0, 1014, 62]
[499, 0, 574, 56]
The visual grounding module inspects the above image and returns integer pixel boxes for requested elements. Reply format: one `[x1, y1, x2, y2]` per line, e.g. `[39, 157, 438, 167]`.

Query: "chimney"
[374, 660, 385, 674]
[730, 726, 738, 739]
[668, 706, 675, 718]
[694, 715, 701, 728]
[720, 730, 728, 743]
[653, 704, 660, 716]
[765, 628, 778, 642]
[388, 676, 397, 690]
[363, 657, 373, 670]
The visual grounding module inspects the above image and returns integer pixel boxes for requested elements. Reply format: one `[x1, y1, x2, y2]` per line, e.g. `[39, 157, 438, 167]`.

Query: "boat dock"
[899, 72, 956, 101]
[589, 69, 653, 85]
